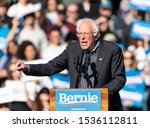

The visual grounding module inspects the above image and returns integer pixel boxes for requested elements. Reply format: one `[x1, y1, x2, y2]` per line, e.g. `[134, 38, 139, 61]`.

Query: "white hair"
[76, 18, 100, 34]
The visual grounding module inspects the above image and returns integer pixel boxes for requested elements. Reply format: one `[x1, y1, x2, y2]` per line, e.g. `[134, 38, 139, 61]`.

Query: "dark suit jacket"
[25, 40, 126, 111]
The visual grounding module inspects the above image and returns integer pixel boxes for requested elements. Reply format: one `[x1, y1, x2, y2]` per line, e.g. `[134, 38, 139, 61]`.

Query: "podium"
[50, 88, 108, 111]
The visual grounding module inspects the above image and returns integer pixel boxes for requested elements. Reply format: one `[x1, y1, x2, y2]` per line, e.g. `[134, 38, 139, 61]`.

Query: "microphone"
[83, 54, 91, 74]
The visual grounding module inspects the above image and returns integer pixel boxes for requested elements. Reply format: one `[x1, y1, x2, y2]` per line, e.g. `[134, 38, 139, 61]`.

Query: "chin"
[81, 46, 89, 50]
[82, 48, 88, 51]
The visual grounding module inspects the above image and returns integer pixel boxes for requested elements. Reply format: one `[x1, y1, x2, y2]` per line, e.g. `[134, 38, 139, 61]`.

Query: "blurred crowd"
[0, 0, 150, 111]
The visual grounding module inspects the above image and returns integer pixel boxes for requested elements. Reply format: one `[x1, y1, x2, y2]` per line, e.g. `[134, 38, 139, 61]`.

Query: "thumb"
[16, 60, 22, 67]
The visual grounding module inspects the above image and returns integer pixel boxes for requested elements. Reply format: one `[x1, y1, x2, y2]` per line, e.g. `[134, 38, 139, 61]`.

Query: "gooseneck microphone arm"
[73, 57, 79, 74]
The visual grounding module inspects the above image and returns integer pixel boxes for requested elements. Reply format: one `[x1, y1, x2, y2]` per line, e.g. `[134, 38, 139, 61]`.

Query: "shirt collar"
[91, 41, 100, 53]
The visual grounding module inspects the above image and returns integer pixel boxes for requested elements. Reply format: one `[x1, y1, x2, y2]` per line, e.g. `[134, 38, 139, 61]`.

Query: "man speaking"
[16, 18, 126, 111]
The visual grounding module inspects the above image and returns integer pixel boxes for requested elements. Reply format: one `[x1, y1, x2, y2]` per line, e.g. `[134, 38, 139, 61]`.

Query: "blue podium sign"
[55, 90, 101, 111]
[50, 89, 108, 111]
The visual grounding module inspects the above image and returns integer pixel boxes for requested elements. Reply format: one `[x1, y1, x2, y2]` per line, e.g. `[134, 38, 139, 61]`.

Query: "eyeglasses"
[68, 10, 78, 14]
[76, 32, 96, 38]
[99, 21, 107, 25]
[124, 56, 134, 60]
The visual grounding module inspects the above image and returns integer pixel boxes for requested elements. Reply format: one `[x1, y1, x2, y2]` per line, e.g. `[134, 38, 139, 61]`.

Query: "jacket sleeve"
[24, 45, 69, 76]
[103, 47, 126, 95]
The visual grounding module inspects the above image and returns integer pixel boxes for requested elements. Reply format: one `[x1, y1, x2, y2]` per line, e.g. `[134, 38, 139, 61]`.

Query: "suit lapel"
[75, 42, 84, 67]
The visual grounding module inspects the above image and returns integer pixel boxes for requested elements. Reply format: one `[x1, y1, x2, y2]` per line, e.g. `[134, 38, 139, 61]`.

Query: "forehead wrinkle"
[78, 21, 94, 32]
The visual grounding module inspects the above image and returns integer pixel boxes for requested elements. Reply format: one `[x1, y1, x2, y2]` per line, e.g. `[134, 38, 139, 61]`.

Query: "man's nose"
[81, 35, 86, 40]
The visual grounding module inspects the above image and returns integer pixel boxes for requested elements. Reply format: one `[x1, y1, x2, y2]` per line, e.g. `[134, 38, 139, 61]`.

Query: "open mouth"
[81, 41, 88, 46]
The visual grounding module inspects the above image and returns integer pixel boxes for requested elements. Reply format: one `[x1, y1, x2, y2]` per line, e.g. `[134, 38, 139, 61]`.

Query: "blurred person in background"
[46, 0, 59, 24]
[66, 3, 79, 33]
[55, 5, 69, 41]
[123, 50, 137, 71]
[7, 11, 48, 51]
[37, 87, 50, 111]
[120, 50, 146, 111]
[16, 40, 52, 88]
[47, 4, 78, 42]
[7, 57, 22, 80]
[118, 0, 135, 27]
[4, 57, 31, 110]
[0, 0, 11, 28]
[141, 62, 150, 110]
[34, 9, 51, 33]
[17, 12, 48, 51]
[16, 40, 52, 89]
[41, 26, 67, 60]
[0, 40, 18, 85]
[26, 87, 50, 111]
[5, 56, 50, 111]
[98, 0, 126, 42]
[64, 3, 79, 42]
[7, 17, 20, 42]
[46, 2, 79, 42]
[0, 0, 11, 52]
[96, 15, 119, 43]
[46, 4, 77, 42]
[78, 0, 99, 19]
[98, 0, 113, 22]
[0, 49, 11, 86]
[0, 3, 18, 79]
[127, 37, 148, 71]
[122, 10, 146, 48]
[17, 40, 39, 61]
[7, 40, 18, 58]
[0, 16, 15, 85]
